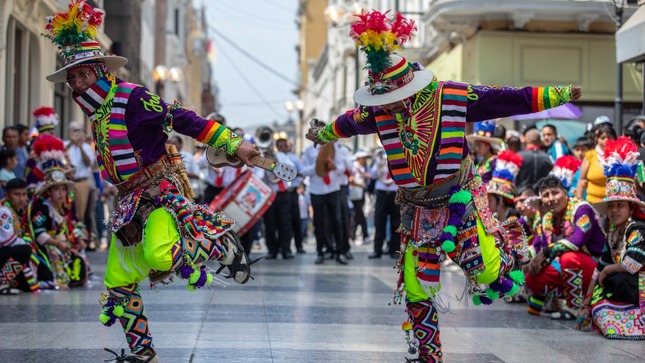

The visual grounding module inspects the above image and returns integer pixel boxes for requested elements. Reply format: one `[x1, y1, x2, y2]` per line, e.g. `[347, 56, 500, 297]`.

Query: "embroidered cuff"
[621, 256, 643, 274]
[317, 127, 338, 144]
[225, 134, 244, 156]
[197, 120, 243, 156]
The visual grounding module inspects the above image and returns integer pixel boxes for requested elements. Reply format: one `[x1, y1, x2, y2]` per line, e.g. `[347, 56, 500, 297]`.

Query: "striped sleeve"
[467, 84, 573, 122]
[195, 120, 244, 156]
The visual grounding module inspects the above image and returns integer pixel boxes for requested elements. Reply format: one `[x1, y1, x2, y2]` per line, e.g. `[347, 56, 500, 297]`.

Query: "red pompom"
[553, 155, 581, 173]
[603, 136, 638, 161]
[497, 150, 523, 168]
[32, 134, 65, 157]
[32, 106, 56, 118]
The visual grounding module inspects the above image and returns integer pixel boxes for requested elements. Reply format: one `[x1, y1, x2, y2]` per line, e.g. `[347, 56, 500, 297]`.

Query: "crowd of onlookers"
[2, 107, 642, 340]
[471, 115, 644, 340]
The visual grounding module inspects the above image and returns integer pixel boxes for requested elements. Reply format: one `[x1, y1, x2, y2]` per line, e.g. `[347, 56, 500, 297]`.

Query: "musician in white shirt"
[301, 140, 348, 265]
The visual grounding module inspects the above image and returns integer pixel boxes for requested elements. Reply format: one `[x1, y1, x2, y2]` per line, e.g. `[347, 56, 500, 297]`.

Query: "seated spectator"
[28, 162, 89, 289]
[525, 175, 605, 319]
[2, 126, 26, 180]
[487, 150, 522, 222]
[0, 179, 39, 294]
[0, 148, 17, 193]
[467, 120, 504, 184]
[576, 137, 645, 339]
[514, 185, 541, 247]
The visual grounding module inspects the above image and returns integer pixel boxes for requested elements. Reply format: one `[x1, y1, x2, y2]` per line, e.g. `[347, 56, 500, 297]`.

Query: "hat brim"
[353, 70, 435, 106]
[466, 135, 504, 146]
[35, 180, 76, 197]
[46, 55, 128, 83]
[592, 197, 645, 214]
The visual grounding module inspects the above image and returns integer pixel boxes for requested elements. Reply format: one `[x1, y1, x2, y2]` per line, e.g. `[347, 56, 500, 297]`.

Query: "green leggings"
[104, 208, 181, 288]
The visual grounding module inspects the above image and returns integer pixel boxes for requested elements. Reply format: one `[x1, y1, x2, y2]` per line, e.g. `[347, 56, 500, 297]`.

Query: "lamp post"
[286, 99, 304, 153]
[153, 65, 183, 101]
[614, 0, 626, 133]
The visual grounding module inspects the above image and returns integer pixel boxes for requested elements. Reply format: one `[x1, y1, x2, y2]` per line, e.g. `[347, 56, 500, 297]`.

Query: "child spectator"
[577, 137, 645, 339]
[0, 148, 17, 188]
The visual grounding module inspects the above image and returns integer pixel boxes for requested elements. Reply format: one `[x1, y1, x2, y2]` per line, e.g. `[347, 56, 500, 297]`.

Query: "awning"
[617, 5, 645, 63]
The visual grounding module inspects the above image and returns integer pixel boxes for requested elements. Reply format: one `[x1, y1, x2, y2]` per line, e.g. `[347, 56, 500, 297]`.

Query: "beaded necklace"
[542, 197, 577, 243]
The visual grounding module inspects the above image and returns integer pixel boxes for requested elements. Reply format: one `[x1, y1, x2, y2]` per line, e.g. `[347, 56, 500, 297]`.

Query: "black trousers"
[338, 185, 351, 253]
[373, 190, 400, 255]
[263, 192, 293, 255]
[310, 191, 344, 255]
[203, 185, 224, 206]
[351, 198, 368, 240]
[287, 190, 303, 251]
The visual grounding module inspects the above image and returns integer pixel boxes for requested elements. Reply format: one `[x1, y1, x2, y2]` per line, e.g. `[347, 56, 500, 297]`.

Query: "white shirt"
[65, 141, 94, 180]
[301, 145, 347, 195]
[335, 143, 353, 186]
[370, 155, 397, 192]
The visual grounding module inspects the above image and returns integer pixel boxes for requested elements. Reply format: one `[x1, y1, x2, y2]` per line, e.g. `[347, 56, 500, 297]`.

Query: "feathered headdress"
[551, 155, 581, 190]
[43, 0, 127, 83]
[487, 150, 523, 201]
[44, 0, 104, 48]
[350, 10, 416, 74]
[32, 107, 59, 133]
[349, 10, 434, 107]
[32, 134, 66, 163]
[593, 136, 645, 214]
[601, 136, 640, 178]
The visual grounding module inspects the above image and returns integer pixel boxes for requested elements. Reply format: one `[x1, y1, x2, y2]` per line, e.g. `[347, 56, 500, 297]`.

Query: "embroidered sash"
[375, 81, 468, 187]
[90, 81, 139, 183]
[433, 82, 468, 182]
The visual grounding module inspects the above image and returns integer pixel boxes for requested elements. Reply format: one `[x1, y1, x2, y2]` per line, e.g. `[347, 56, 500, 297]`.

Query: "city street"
[0, 243, 642, 363]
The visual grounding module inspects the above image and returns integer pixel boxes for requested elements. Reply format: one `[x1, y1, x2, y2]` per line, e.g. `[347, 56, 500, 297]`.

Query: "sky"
[203, 0, 300, 132]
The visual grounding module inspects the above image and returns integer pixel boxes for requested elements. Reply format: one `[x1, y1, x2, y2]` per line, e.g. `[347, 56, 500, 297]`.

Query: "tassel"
[507, 282, 520, 296]
[485, 287, 500, 300]
[179, 265, 194, 279]
[508, 270, 525, 285]
[189, 269, 201, 284]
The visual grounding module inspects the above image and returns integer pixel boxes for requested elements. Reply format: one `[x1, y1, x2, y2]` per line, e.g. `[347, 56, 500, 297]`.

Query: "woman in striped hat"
[306, 9, 582, 363]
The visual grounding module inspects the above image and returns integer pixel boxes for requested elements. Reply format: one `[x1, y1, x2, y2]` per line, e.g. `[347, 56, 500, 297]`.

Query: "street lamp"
[286, 100, 305, 153]
[153, 65, 183, 100]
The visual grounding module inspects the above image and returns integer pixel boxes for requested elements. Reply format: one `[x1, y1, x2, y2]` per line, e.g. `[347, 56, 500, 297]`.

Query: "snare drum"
[209, 170, 275, 235]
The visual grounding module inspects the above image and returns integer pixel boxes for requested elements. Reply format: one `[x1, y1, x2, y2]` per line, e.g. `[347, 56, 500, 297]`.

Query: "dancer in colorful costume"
[467, 120, 504, 184]
[24, 109, 64, 191]
[576, 137, 645, 339]
[525, 162, 605, 319]
[306, 9, 581, 362]
[0, 179, 39, 294]
[43, 2, 259, 362]
[28, 159, 89, 289]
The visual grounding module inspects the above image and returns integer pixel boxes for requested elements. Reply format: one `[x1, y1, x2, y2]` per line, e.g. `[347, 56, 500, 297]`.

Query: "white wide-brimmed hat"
[353, 55, 434, 106]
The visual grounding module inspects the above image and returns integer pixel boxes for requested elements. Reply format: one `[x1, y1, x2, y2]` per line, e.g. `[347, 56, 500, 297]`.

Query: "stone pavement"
[0, 243, 643, 363]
